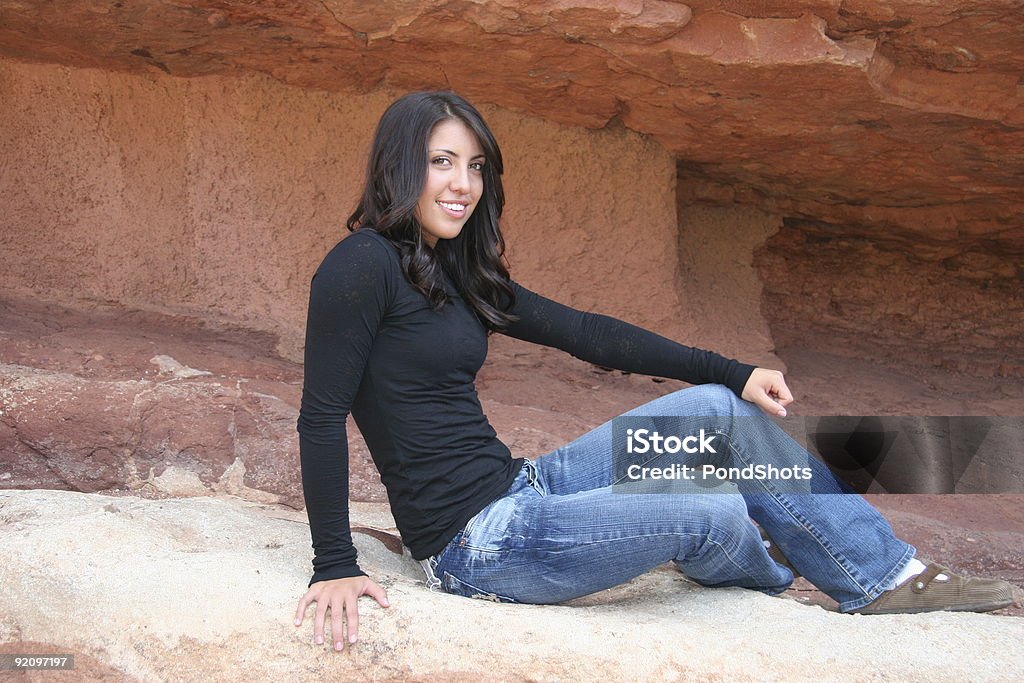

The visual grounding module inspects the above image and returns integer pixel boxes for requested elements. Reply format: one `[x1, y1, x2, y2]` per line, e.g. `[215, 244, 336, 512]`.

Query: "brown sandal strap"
[909, 563, 950, 594]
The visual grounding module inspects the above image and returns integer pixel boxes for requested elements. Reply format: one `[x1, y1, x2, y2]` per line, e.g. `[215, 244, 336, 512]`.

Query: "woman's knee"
[677, 491, 751, 534]
[690, 384, 765, 420]
[671, 492, 756, 560]
[666, 383, 741, 416]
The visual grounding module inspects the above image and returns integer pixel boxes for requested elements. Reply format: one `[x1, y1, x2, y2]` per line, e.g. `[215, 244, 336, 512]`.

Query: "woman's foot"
[851, 562, 1018, 615]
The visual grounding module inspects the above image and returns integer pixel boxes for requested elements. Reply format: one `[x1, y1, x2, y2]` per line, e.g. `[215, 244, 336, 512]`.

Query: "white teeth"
[437, 201, 466, 212]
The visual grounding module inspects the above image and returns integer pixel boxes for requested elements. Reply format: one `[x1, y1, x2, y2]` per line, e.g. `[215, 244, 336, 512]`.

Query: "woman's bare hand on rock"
[294, 576, 389, 651]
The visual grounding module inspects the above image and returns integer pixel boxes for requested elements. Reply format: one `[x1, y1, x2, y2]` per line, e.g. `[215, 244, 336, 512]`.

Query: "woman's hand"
[294, 575, 389, 651]
[741, 368, 795, 417]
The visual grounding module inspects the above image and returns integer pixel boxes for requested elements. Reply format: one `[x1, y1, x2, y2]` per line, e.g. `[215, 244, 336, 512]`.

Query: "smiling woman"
[292, 90, 1017, 654]
[340, 91, 513, 329]
[416, 119, 485, 246]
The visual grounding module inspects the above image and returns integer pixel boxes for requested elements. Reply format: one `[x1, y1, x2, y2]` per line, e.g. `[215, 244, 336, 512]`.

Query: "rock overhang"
[1, 0, 1021, 247]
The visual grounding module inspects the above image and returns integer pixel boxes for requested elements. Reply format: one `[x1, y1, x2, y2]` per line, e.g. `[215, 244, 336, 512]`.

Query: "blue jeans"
[421, 384, 915, 612]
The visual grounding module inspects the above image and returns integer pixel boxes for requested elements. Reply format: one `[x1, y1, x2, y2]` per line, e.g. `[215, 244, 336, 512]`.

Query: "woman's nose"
[449, 165, 470, 193]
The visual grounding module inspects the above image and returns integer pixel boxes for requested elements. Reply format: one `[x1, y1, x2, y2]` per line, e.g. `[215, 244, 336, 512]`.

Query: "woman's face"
[416, 118, 485, 247]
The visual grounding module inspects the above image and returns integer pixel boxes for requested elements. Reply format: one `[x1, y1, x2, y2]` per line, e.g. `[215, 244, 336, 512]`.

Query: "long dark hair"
[347, 91, 517, 332]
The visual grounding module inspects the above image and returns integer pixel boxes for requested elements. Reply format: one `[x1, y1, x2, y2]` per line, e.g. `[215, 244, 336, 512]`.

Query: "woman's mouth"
[436, 200, 468, 218]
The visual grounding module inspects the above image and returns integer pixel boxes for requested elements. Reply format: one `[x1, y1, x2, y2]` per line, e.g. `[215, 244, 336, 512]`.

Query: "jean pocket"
[442, 571, 518, 604]
[459, 495, 518, 553]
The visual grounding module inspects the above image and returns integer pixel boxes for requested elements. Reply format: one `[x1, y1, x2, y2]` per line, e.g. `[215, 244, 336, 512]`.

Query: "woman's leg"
[432, 473, 793, 604]
[529, 384, 916, 613]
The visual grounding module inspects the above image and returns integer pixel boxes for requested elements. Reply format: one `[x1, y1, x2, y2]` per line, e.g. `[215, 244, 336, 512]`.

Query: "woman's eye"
[432, 157, 451, 166]
[470, 162, 485, 172]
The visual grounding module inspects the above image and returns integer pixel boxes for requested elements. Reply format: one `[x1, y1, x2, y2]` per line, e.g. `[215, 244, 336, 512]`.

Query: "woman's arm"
[294, 232, 397, 651]
[500, 280, 757, 396]
[297, 232, 395, 585]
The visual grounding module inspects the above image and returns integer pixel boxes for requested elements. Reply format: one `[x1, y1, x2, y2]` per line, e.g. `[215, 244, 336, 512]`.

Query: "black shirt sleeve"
[500, 280, 756, 397]
[296, 232, 395, 586]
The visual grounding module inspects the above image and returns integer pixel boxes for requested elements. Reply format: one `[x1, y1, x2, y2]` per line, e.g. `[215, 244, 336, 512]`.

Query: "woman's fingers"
[297, 578, 388, 650]
[294, 586, 320, 627]
[765, 376, 788, 416]
[742, 368, 795, 417]
[345, 597, 359, 646]
[314, 596, 329, 645]
[364, 580, 391, 608]
[775, 377, 794, 407]
[760, 393, 787, 417]
[332, 599, 348, 650]
[757, 374, 787, 416]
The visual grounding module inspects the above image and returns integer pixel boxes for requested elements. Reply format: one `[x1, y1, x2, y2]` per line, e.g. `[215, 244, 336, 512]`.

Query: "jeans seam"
[723, 431, 875, 598]
[458, 545, 508, 554]
[527, 529, 707, 553]
[443, 570, 520, 604]
[527, 528, 786, 593]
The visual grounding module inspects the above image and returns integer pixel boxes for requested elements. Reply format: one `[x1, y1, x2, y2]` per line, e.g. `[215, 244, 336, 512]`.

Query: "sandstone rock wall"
[756, 218, 1024, 378]
[0, 58, 718, 362]
[676, 202, 781, 367]
[1, 0, 1022, 379]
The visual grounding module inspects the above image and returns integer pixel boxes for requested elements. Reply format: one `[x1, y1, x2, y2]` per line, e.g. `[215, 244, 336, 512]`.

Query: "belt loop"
[524, 458, 544, 496]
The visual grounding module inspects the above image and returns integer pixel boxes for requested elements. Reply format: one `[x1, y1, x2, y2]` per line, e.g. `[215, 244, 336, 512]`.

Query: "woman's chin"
[423, 227, 466, 245]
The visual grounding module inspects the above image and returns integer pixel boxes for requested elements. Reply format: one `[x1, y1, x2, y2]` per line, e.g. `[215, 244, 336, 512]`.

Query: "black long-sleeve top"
[297, 228, 756, 586]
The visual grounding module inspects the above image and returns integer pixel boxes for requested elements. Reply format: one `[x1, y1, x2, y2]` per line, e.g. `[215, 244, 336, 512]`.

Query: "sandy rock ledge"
[1, 489, 1022, 682]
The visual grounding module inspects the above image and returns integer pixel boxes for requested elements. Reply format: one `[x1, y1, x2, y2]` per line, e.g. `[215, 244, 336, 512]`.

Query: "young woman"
[293, 91, 1016, 651]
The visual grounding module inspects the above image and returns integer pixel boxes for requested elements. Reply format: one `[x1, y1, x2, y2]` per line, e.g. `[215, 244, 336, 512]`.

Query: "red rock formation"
[1, 7, 1022, 642]
[0, 3, 1021, 455]
[1, 1, 1021, 244]
[756, 217, 1024, 378]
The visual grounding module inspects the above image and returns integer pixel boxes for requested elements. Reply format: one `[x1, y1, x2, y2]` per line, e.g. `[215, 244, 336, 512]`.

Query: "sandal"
[851, 562, 1017, 615]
